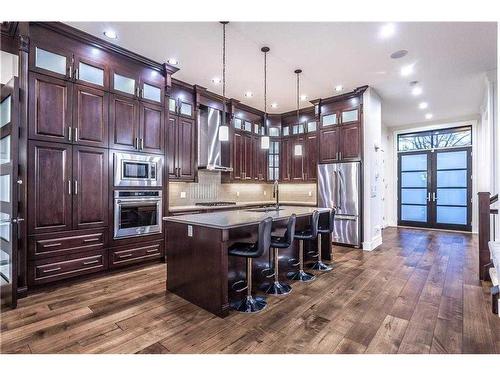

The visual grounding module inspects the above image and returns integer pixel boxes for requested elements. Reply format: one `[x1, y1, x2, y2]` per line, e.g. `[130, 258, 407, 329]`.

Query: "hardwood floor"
[1, 227, 499, 354]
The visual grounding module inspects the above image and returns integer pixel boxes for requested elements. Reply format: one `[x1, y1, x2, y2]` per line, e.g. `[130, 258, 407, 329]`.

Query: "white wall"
[0, 51, 18, 84]
[362, 87, 383, 250]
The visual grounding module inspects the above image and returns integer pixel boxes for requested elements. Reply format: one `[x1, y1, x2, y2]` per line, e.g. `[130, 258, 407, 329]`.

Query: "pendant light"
[218, 21, 229, 141]
[294, 69, 303, 156]
[260, 46, 270, 150]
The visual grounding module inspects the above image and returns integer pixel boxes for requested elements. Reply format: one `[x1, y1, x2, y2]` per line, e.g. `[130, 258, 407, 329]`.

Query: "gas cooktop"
[195, 201, 237, 207]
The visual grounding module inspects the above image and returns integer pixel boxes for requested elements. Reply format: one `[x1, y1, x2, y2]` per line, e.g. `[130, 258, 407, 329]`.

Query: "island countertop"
[163, 205, 329, 230]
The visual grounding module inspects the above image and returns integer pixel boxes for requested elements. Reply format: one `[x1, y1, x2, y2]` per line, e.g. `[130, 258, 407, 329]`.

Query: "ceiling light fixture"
[103, 30, 117, 39]
[425, 113, 433, 120]
[167, 58, 179, 66]
[271, 103, 278, 109]
[390, 49, 408, 59]
[400, 64, 414, 77]
[218, 22, 229, 142]
[261, 46, 270, 150]
[335, 85, 343, 92]
[244, 91, 253, 98]
[419, 102, 428, 109]
[294, 69, 304, 157]
[379, 23, 396, 39]
[212, 77, 221, 84]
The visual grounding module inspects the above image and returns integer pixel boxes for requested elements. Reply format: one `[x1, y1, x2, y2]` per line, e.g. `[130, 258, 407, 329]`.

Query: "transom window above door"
[398, 126, 471, 152]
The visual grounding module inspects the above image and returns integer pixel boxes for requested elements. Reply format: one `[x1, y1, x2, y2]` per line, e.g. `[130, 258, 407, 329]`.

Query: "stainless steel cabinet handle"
[68, 67, 72, 79]
[427, 192, 431, 202]
[11, 217, 24, 223]
[83, 238, 100, 243]
[74, 68, 79, 80]
[119, 253, 133, 259]
[140, 138, 144, 150]
[74, 180, 78, 195]
[43, 242, 62, 248]
[135, 137, 139, 150]
[83, 259, 99, 265]
[43, 267, 61, 273]
[68, 179, 72, 195]
[432, 192, 437, 201]
[68, 127, 72, 141]
[146, 248, 159, 253]
[74, 128, 78, 142]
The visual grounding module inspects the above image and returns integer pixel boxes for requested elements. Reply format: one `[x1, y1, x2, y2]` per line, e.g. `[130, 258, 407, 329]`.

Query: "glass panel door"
[0, 78, 19, 309]
[398, 151, 430, 225]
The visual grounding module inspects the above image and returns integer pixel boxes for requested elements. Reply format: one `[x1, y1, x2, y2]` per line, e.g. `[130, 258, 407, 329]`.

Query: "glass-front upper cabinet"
[269, 127, 280, 137]
[282, 126, 289, 136]
[179, 101, 193, 117]
[254, 124, 260, 134]
[244, 121, 252, 132]
[168, 98, 177, 113]
[233, 118, 242, 130]
[341, 108, 359, 124]
[142, 83, 162, 103]
[33, 46, 69, 78]
[77, 61, 105, 87]
[307, 121, 317, 132]
[113, 72, 137, 96]
[321, 113, 338, 127]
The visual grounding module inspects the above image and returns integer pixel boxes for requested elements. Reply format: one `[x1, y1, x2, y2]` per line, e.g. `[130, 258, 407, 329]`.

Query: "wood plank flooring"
[1, 227, 499, 354]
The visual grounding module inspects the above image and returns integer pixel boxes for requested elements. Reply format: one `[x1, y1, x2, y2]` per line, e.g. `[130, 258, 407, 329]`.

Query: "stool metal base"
[231, 295, 267, 313]
[287, 270, 316, 282]
[266, 281, 292, 295]
[310, 260, 333, 272]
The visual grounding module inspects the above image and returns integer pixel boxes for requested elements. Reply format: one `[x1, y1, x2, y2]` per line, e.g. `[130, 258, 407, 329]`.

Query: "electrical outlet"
[263, 191, 267, 196]
[187, 225, 193, 237]
[236, 191, 240, 197]
[308, 191, 312, 197]
[180, 191, 187, 199]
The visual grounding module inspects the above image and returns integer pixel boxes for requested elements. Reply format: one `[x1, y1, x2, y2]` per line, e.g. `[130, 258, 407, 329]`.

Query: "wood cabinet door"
[306, 133, 318, 181]
[243, 133, 254, 180]
[72, 146, 108, 230]
[257, 139, 268, 181]
[177, 117, 196, 180]
[29, 73, 72, 143]
[73, 84, 108, 148]
[109, 94, 140, 151]
[280, 138, 291, 181]
[339, 123, 361, 160]
[28, 141, 72, 234]
[167, 116, 178, 179]
[319, 128, 340, 163]
[140, 102, 164, 154]
[232, 132, 243, 180]
[291, 137, 305, 181]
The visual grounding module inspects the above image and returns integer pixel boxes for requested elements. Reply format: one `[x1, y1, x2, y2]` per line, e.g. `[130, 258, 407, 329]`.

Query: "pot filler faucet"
[273, 179, 280, 209]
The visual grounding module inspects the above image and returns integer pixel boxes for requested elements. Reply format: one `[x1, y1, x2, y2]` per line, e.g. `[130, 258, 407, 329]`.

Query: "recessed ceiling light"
[212, 77, 221, 84]
[103, 30, 117, 39]
[271, 103, 278, 108]
[167, 58, 179, 66]
[411, 86, 423, 96]
[419, 102, 428, 109]
[379, 23, 396, 39]
[400, 64, 414, 77]
[244, 91, 253, 98]
[300, 94, 308, 101]
[335, 85, 343, 92]
[390, 50, 408, 59]
[425, 113, 433, 120]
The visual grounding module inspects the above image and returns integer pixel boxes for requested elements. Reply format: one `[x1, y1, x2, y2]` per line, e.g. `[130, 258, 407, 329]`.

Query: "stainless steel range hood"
[198, 106, 232, 171]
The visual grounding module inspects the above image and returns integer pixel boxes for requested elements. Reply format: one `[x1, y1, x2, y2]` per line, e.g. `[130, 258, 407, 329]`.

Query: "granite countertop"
[168, 201, 316, 213]
[163, 205, 329, 229]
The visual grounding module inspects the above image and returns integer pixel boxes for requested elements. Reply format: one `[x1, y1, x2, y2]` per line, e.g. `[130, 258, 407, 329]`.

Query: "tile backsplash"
[168, 170, 316, 207]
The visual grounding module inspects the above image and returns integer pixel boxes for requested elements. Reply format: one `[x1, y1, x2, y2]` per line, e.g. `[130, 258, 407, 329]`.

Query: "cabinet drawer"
[109, 241, 164, 269]
[29, 251, 107, 286]
[29, 230, 106, 260]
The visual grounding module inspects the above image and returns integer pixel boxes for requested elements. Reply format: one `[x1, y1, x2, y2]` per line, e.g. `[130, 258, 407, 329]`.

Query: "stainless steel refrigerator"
[318, 162, 361, 247]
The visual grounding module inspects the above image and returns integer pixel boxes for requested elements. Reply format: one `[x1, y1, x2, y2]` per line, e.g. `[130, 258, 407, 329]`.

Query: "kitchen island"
[163, 206, 331, 317]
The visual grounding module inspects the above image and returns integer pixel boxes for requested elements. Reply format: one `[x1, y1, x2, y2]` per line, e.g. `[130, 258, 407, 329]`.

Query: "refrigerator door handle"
[337, 169, 343, 210]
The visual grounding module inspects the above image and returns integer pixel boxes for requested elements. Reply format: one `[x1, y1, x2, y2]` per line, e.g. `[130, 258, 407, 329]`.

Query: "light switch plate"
[187, 225, 193, 237]
[180, 191, 187, 199]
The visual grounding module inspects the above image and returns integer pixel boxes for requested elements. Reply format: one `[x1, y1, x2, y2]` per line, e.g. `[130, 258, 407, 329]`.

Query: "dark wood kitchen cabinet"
[291, 136, 305, 181]
[28, 141, 108, 235]
[139, 102, 165, 154]
[167, 115, 196, 181]
[319, 127, 340, 163]
[232, 132, 243, 181]
[339, 123, 361, 160]
[73, 84, 108, 148]
[280, 138, 292, 181]
[243, 133, 254, 180]
[305, 133, 318, 181]
[255, 138, 268, 181]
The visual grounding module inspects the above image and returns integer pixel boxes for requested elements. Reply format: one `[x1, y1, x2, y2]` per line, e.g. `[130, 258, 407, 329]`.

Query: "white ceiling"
[68, 22, 497, 127]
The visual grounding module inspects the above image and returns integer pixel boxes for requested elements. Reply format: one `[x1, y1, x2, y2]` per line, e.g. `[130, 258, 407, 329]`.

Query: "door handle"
[427, 192, 431, 202]
[11, 218, 24, 224]
[74, 128, 78, 142]
[432, 192, 437, 202]
[135, 137, 139, 150]
[74, 68, 79, 80]
[68, 179, 72, 195]
[68, 127, 72, 141]
[74, 180, 78, 195]
[140, 138, 144, 150]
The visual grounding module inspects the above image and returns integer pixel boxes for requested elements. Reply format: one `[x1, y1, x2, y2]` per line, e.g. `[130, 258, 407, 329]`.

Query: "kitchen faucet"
[273, 179, 280, 209]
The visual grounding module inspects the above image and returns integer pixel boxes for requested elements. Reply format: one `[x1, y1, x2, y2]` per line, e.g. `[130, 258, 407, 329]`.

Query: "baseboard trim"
[362, 235, 383, 251]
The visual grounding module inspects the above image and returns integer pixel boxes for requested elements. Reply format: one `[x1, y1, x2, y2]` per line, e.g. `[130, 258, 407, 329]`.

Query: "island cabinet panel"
[109, 94, 140, 151]
[29, 73, 72, 143]
[73, 84, 108, 148]
[339, 123, 361, 160]
[28, 141, 73, 234]
[319, 127, 340, 163]
[140, 102, 165, 154]
[72, 146, 108, 230]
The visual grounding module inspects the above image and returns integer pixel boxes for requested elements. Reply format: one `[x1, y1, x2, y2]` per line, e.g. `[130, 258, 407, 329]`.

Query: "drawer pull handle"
[146, 248, 159, 253]
[119, 253, 133, 259]
[43, 267, 62, 273]
[43, 242, 62, 248]
[83, 260, 99, 265]
[83, 238, 100, 243]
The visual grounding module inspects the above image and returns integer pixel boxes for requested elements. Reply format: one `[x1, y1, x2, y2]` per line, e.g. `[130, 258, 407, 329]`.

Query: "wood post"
[478, 192, 491, 281]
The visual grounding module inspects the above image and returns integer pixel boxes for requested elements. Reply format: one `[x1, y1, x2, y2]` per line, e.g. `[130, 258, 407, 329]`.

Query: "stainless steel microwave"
[113, 152, 163, 187]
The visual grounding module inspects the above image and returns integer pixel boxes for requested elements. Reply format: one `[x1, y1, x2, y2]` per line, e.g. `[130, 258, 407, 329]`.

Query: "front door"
[398, 147, 472, 231]
[0, 77, 20, 309]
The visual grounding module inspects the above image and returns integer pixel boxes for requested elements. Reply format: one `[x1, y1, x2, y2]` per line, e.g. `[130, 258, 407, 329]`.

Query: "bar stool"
[265, 214, 296, 296]
[288, 210, 320, 282]
[310, 208, 335, 272]
[228, 217, 273, 313]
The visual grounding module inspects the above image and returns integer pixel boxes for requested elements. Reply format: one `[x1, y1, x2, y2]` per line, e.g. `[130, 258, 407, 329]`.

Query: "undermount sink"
[246, 207, 284, 213]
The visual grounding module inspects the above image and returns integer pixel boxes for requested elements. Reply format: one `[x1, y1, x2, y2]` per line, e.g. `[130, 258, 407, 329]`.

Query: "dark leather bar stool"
[310, 208, 335, 272]
[288, 210, 320, 282]
[228, 217, 273, 313]
[266, 214, 296, 296]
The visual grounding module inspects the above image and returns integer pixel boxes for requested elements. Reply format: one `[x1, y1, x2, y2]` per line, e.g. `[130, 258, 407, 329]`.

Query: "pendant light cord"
[222, 22, 226, 127]
[296, 71, 300, 124]
[264, 49, 267, 125]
